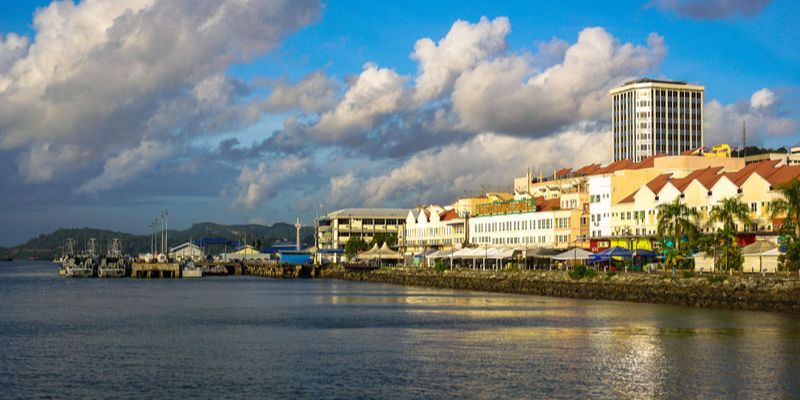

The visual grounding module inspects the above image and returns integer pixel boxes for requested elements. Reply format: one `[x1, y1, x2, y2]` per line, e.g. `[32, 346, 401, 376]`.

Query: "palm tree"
[708, 196, 754, 233]
[656, 198, 700, 267]
[770, 179, 800, 238]
[708, 196, 753, 271]
[771, 180, 800, 272]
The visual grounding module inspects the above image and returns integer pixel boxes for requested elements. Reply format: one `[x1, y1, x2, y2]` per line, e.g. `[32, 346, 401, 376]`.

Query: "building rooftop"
[324, 208, 410, 219]
[623, 78, 688, 86]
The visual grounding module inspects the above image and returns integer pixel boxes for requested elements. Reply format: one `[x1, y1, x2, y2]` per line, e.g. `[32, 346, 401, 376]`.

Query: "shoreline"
[320, 267, 800, 313]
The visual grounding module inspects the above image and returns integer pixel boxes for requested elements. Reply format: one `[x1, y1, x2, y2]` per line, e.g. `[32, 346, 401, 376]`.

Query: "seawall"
[320, 267, 800, 313]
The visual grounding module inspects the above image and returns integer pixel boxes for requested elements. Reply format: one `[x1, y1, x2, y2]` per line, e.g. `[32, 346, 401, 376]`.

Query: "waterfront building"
[403, 205, 466, 255]
[317, 208, 408, 262]
[168, 242, 204, 261]
[610, 160, 800, 243]
[468, 196, 559, 249]
[222, 244, 269, 261]
[611, 78, 705, 162]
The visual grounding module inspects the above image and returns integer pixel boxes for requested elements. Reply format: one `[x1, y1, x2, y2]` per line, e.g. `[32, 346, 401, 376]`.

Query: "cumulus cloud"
[0, 0, 321, 191]
[17, 142, 90, 183]
[331, 127, 612, 206]
[648, 0, 772, 19]
[264, 71, 340, 113]
[233, 156, 309, 209]
[76, 141, 172, 194]
[705, 88, 796, 145]
[411, 16, 510, 103]
[452, 28, 666, 136]
[267, 20, 665, 160]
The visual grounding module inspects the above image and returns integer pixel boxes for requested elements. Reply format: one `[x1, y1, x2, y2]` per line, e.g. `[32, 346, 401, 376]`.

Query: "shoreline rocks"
[320, 267, 800, 313]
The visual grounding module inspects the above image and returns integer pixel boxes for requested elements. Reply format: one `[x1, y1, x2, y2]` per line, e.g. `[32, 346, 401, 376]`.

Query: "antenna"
[741, 120, 747, 158]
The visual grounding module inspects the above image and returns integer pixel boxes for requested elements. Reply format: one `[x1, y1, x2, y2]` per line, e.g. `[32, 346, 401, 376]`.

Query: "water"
[1, 261, 799, 399]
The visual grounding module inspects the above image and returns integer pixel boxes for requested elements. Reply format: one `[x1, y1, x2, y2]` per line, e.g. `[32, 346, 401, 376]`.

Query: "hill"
[0, 222, 315, 260]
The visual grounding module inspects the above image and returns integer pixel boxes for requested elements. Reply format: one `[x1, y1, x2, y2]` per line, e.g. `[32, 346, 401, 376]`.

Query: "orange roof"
[555, 167, 572, 178]
[766, 165, 800, 186]
[682, 147, 703, 155]
[691, 167, 724, 189]
[535, 197, 560, 212]
[721, 159, 779, 186]
[645, 173, 674, 193]
[619, 191, 637, 204]
[438, 209, 459, 221]
[574, 163, 601, 176]
[593, 159, 633, 175]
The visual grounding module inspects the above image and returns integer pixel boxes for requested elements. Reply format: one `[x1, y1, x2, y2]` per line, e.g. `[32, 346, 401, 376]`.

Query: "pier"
[131, 262, 180, 278]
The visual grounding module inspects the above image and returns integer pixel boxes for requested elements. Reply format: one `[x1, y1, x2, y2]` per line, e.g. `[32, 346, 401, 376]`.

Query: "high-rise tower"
[610, 78, 705, 162]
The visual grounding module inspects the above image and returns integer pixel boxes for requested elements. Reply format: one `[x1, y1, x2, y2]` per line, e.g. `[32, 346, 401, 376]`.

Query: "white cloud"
[0, 0, 321, 189]
[16, 142, 90, 183]
[750, 88, 777, 109]
[705, 88, 796, 145]
[264, 71, 340, 113]
[452, 28, 666, 135]
[76, 140, 172, 194]
[233, 156, 309, 209]
[337, 128, 612, 206]
[310, 63, 410, 141]
[411, 16, 509, 103]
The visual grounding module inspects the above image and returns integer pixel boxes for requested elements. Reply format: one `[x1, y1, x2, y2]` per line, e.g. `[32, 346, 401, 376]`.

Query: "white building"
[468, 197, 559, 248]
[611, 78, 704, 162]
[169, 242, 204, 261]
[588, 175, 612, 238]
[404, 205, 465, 253]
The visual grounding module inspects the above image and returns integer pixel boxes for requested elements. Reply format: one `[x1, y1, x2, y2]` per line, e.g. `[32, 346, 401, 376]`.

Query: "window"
[750, 203, 757, 212]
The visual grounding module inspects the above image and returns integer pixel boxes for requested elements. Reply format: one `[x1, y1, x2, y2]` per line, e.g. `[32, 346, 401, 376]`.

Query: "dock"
[131, 262, 180, 278]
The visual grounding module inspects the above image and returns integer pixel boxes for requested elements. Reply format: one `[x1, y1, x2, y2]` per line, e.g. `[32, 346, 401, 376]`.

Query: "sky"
[0, 0, 798, 246]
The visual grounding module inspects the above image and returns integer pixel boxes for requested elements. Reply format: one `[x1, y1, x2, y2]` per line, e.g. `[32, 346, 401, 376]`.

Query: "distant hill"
[0, 222, 315, 260]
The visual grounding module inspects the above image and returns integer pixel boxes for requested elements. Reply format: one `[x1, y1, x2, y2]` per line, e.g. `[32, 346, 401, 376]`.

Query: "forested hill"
[0, 222, 315, 260]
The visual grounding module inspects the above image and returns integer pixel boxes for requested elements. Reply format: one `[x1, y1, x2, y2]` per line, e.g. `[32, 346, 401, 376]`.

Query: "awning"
[552, 248, 596, 261]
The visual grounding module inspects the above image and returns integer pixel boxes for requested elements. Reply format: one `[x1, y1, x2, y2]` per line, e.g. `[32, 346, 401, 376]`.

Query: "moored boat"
[181, 261, 203, 278]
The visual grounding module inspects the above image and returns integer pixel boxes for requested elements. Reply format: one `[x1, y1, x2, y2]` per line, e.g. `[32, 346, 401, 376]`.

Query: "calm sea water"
[1, 261, 799, 399]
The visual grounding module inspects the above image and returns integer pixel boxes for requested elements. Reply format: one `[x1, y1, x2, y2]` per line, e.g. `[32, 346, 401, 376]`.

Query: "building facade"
[611, 78, 705, 162]
[403, 206, 466, 254]
[317, 208, 408, 262]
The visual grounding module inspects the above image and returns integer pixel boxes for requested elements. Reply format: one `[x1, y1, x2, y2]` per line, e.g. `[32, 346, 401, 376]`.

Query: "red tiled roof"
[691, 167, 724, 189]
[682, 147, 703, 155]
[766, 165, 800, 186]
[535, 197, 560, 212]
[645, 173, 673, 193]
[593, 159, 633, 175]
[619, 191, 637, 204]
[438, 209, 459, 221]
[573, 163, 601, 176]
[555, 167, 572, 178]
[722, 159, 781, 187]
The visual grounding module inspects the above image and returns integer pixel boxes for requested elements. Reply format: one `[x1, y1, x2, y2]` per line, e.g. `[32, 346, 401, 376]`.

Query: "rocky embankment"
[320, 267, 800, 313]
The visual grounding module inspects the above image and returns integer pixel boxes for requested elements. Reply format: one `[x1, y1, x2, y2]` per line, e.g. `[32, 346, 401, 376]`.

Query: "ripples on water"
[1, 261, 799, 399]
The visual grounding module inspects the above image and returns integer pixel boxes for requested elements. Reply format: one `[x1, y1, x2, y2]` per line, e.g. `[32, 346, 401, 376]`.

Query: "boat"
[65, 238, 97, 278]
[181, 261, 203, 278]
[98, 239, 125, 278]
[204, 264, 229, 276]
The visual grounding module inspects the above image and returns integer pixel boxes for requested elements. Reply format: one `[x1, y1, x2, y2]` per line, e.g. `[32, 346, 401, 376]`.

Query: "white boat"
[98, 239, 126, 278]
[182, 261, 203, 278]
[64, 255, 95, 278]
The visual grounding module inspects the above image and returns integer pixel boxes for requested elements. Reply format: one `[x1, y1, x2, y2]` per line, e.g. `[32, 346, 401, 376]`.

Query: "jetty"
[131, 262, 180, 278]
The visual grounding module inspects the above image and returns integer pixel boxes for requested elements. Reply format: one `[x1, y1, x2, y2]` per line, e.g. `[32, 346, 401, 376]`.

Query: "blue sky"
[0, 0, 798, 245]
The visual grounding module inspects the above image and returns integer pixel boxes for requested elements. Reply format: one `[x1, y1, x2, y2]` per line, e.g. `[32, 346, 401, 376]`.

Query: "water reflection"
[1, 263, 799, 399]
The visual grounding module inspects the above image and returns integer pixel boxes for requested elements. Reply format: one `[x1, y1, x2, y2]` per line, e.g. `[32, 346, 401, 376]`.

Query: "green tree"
[344, 236, 370, 260]
[771, 180, 800, 271]
[656, 198, 700, 268]
[706, 196, 753, 271]
[369, 233, 397, 248]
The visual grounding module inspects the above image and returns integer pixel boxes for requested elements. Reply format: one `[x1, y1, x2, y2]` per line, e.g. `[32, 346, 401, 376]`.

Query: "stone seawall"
[320, 268, 800, 313]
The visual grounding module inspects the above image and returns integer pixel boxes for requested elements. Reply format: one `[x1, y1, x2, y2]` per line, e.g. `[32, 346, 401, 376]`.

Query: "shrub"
[433, 260, 448, 272]
[605, 271, 616, 279]
[706, 275, 726, 284]
[681, 271, 695, 279]
[568, 265, 597, 280]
